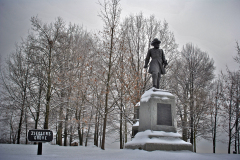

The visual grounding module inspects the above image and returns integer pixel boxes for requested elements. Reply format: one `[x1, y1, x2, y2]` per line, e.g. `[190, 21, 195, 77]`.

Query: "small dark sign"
[28, 129, 53, 142]
[157, 103, 172, 126]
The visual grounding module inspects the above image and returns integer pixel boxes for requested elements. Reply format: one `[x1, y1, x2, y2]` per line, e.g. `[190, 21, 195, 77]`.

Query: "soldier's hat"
[151, 38, 161, 46]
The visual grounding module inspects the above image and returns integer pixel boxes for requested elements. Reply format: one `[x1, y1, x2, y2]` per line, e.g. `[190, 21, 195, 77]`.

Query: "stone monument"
[125, 38, 192, 151]
[138, 88, 177, 133]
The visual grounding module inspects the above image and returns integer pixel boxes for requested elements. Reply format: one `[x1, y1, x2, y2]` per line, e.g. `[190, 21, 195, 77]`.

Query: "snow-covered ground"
[0, 143, 239, 160]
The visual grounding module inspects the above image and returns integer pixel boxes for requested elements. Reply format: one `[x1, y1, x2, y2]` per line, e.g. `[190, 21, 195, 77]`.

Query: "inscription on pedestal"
[157, 103, 172, 126]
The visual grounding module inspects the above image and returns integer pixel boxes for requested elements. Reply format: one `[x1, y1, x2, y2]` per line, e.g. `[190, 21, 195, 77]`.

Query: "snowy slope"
[0, 143, 239, 160]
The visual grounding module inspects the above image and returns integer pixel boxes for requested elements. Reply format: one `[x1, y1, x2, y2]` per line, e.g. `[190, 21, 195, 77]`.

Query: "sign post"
[28, 129, 53, 155]
[37, 142, 42, 155]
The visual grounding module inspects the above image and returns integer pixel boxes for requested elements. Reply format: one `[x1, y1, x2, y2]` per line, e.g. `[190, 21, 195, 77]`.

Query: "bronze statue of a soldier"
[144, 38, 168, 89]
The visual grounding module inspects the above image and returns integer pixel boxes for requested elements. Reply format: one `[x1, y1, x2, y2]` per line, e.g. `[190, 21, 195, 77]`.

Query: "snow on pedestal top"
[141, 88, 174, 102]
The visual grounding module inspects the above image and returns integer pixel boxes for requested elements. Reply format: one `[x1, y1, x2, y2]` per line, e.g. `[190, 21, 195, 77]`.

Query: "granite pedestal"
[125, 88, 192, 151]
[138, 88, 177, 132]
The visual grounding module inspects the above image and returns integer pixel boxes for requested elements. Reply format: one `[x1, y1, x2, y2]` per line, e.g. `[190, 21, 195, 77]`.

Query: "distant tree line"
[0, 0, 239, 154]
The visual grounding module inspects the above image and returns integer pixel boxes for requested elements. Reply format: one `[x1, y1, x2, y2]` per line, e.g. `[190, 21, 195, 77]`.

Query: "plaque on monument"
[157, 103, 172, 126]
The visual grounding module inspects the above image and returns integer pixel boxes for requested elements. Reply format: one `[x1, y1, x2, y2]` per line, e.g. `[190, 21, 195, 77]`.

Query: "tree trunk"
[183, 104, 188, 142]
[10, 116, 12, 144]
[213, 103, 217, 153]
[17, 107, 24, 144]
[213, 84, 218, 153]
[94, 111, 99, 147]
[120, 106, 123, 149]
[125, 116, 127, 144]
[77, 107, 83, 146]
[69, 125, 72, 146]
[13, 134, 16, 144]
[101, 110, 108, 150]
[78, 123, 83, 146]
[228, 85, 233, 154]
[101, 27, 114, 150]
[228, 122, 232, 154]
[235, 77, 239, 154]
[57, 105, 63, 146]
[94, 109, 100, 147]
[17, 83, 28, 144]
[57, 124, 62, 146]
[44, 46, 52, 130]
[194, 127, 196, 152]
[213, 114, 217, 153]
[64, 109, 69, 146]
[35, 81, 42, 129]
[55, 124, 58, 145]
[85, 107, 94, 147]
[25, 110, 28, 144]
[190, 71, 194, 147]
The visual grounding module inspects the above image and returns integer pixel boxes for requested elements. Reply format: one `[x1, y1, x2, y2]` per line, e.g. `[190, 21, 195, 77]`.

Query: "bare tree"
[172, 43, 215, 152]
[29, 16, 66, 129]
[220, 69, 239, 154]
[97, 0, 121, 150]
[1, 42, 32, 144]
[208, 78, 223, 153]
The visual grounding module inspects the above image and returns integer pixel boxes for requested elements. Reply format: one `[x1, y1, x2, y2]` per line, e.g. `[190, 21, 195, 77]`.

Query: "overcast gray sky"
[0, 0, 240, 153]
[1, 0, 240, 74]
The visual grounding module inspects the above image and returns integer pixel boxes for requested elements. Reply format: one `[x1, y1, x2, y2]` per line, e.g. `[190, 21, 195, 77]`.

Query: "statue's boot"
[152, 72, 158, 88]
[152, 72, 161, 89]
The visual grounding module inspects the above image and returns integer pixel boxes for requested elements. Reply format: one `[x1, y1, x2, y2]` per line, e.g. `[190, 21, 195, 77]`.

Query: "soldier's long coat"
[144, 48, 166, 74]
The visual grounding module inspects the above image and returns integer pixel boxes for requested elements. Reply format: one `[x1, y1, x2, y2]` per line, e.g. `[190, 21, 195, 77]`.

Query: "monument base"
[139, 88, 177, 133]
[125, 130, 192, 151]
